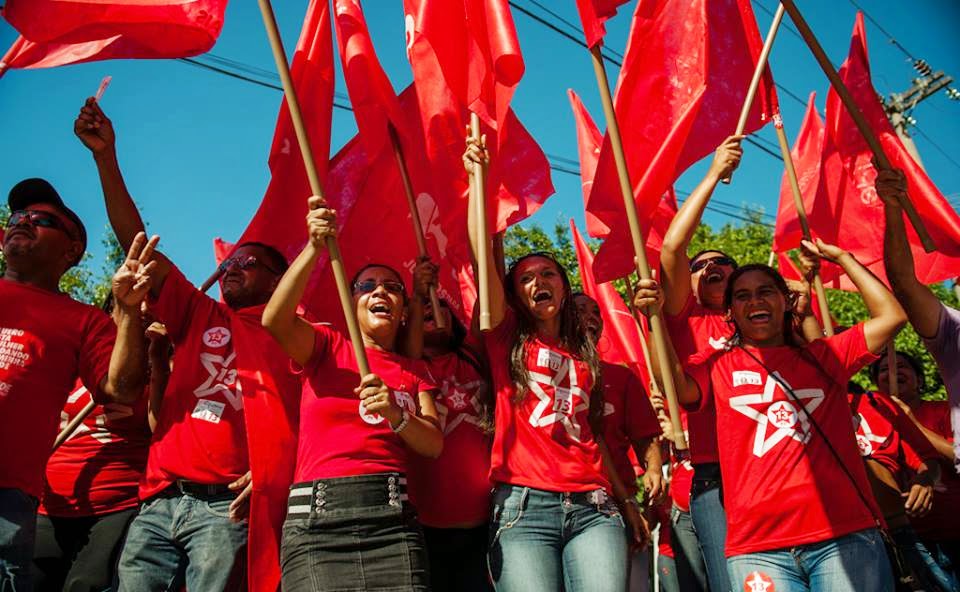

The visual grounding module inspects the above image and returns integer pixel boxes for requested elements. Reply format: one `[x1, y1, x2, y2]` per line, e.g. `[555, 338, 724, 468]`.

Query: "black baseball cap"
[7, 178, 88, 254]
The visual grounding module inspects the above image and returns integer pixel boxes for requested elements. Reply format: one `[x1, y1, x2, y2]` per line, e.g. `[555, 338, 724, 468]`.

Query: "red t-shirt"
[602, 362, 660, 495]
[40, 380, 150, 516]
[848, 391, 938, 478]
[670, 456, 694, 513]
[408, 349, 492, 527]
[486, 310, 609, 493]
[0, 280, 115, 499]
[686, 324, 881, 556]
[295, 324, 436, 482]
[906, 401, 960, 541]
[140, 268, 257, 499]
[665, 294, 733, 465]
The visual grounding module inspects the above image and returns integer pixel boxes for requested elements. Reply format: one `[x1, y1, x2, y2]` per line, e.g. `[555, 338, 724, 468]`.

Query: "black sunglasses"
[219, 254, 281, 275]
[690, 256, 737, 273]
[7, 209, 77, 240]
[352, 279, 405, 295]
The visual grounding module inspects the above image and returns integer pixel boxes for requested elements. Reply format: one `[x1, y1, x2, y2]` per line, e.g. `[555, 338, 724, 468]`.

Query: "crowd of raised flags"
[2, 1, 959, 592]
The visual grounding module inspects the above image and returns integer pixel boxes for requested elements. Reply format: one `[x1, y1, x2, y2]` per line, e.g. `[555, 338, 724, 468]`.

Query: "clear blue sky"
[2, 0, 959, 286]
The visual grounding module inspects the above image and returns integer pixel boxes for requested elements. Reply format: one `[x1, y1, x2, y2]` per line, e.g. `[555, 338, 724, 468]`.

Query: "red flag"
[238, 0, 334, 262]
[823, 13, 960, 285]
[571, 219, 646, 379]
[574, 0, 630, 48]
[333, 0, 404, 157]
[3, 0, 226, 60]
[590, 0, 777, 282]
[0, 35, 129, 75]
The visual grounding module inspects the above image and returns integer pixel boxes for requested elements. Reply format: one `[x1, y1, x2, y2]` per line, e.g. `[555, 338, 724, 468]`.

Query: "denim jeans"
[892, 527, 960, 592]
[669, 505, 708, 592]
[689, 466, 730, 592]
[0, 488, 38, 592]
[657, 555, 679, 592]
[117, 490, 248, 592]
[726, 528, 894, 592]
[487, 484, 628, 592]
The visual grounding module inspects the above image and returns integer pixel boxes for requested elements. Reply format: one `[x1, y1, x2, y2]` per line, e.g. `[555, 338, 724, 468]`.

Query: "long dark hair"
[723, 264, 802, 348]
[504, 253, 603, 436]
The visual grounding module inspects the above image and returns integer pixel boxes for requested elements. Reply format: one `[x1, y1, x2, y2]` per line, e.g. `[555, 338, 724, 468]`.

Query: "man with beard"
[0, 178, 152, 590]
[75, 98, 298, 592]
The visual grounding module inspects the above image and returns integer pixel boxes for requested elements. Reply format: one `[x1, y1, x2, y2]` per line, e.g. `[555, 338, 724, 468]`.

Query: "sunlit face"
[511, 256, 566, 323]
[729, 270, 787, 346]
[692, 251, 736, 310]
[573, 293, 602, 342]
[220, 245, 282, 309]
[3, 203, 83, 274]
[875, 353, 920, 401]
[352, 266, 406, 338]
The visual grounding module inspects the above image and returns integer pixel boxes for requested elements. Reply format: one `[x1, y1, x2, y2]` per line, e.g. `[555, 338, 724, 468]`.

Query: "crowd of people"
[0, 97, 958, 592]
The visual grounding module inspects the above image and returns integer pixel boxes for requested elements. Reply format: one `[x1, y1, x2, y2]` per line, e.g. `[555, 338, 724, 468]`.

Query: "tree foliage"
[505, 211, 956, 400]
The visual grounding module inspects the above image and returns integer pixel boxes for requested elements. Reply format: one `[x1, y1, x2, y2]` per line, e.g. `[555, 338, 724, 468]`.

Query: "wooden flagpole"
[779, 0, 935, 253]
[772, 112, 835, 336]
[387, 123, 445, 328]
[589, 45, 687, 449]
[623, 279, 662, 396]
[257, 0, 370, 375]
[471, 113, 492, 331]
[723, 2, 785, 184]
[52, 400, 96, 451]
[199, 266, 225, 294]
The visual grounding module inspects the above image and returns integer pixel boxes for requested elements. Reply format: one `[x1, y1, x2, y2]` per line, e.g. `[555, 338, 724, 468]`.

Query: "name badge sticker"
[192, 399, 226, 424]
[536, 347, 563, 371]
[732, 370, 763, 387]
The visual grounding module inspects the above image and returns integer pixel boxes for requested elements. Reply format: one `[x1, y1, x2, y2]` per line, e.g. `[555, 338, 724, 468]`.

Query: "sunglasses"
[219, 254, 281, 275]
[690, 256, 737, 273]
[352, 280, 405, 295]
[7, 209, 77, 240]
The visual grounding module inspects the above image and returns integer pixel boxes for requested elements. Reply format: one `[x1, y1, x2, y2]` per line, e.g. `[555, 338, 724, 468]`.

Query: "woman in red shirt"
[638, 239, 906, 592]
[464, 138, 643, 592]
[262, 197, 444, 591]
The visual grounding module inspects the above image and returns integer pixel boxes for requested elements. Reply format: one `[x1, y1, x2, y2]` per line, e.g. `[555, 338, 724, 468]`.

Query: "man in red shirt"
[0, 178, 151, 591]
[76, 100, 299, 591]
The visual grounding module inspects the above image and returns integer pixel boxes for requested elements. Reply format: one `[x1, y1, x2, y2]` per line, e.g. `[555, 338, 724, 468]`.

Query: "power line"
[844, 0, 915, 61]
[523, 0, 624, 61]
[912, 124, 960, 175]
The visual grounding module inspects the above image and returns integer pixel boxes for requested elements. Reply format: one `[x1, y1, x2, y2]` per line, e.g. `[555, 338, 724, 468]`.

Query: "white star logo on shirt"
[58, 386, 133, 444]
[435, 379, 483, 435]
[194, 351, 243, 410]
[852, 412, 887, 457]
[729, 372, 824, 457]
[528, 353, 589, 442]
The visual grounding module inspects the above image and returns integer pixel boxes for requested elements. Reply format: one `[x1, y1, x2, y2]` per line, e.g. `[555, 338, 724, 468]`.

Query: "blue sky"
[2, 0, 959, 287]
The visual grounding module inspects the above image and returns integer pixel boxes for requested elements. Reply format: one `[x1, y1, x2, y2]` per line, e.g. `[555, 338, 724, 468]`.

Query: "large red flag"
[238, 0, 334, 263]
[4, 0, 226, 60]
[574, 0, 630, 49]
[571, 220, 646, 378]
[822, 13, 960, 286]
[0, 35, 135, 75]
[333, 0, 404, 158]
[589, 0, 777, 282]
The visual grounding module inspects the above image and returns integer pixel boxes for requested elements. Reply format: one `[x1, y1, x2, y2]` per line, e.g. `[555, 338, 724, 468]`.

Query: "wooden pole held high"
[772, 112, 834, 336]
[623, 279, 662, 396]
[257, 0, 370, 375]
[723, 2, 784, 184]
[387, 124, 445, 328]
[589, 44, 687, 449]
[200, 266, 225, 294]
[471, 113, 492, 331]
[52, 400, 96, 451]
[779, 0, 935, 253]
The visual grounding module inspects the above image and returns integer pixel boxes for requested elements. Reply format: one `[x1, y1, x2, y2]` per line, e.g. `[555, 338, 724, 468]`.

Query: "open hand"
[228, 471, 253, 522]
[112, 232, 159, 311]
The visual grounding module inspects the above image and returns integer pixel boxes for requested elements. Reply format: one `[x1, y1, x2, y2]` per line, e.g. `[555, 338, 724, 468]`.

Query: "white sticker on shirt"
[202, 326, 232, 348]
[709, 336, 728, 350]
[192, 399, 226, 424]
[553, 386, 574, 415]
[536, 348, 563, 371]
[732, 370, 763, 387]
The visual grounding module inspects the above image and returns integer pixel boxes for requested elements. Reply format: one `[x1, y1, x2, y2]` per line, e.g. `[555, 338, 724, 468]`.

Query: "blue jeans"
[689, 470, 730, 592]
[893, 527, 960, 592]
[669, 505, 708, 592]
[726, 528, 893, 592]
[117, 491, 248, 592]
[487, 484, 628, 592]
[657, 554, 679, 592]
[0, 489, 37, 592]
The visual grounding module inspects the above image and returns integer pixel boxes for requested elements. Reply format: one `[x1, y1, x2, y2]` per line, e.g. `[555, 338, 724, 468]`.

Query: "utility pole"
[882, 59, 958, 172]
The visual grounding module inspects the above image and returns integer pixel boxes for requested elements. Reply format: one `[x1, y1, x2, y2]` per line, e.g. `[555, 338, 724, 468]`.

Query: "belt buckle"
[588, 489, 608, 506]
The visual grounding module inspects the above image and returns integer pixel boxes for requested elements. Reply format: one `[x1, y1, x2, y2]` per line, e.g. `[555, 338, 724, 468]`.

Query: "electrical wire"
[844, 0, 915, 61]
[912, 125, 960, 176]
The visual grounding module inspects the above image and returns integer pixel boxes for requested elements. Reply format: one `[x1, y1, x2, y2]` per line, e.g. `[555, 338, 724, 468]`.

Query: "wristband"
[391, 409, 410, 434]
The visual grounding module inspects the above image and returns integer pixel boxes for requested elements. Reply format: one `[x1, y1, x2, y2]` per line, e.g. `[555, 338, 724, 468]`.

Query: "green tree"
[503, 221, 585, 291]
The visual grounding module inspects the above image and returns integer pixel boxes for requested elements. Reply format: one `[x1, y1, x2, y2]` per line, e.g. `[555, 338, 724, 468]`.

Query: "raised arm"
[659, 136, 743, 314]
[75, 99, 172, 294]
[464, 131, 505, 331]
[261, 196, 330, 366]
[101, 232, 159, 404]
[801, 239, 906, 353]
[878, 169, 942, 338]
[356, 374, 443, 458]
[400, 257, 438, 360]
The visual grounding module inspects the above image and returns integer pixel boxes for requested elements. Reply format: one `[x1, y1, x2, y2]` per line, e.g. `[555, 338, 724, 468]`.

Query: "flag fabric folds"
[574, 0, 630, 49]
[3, 0, 226, 64]
[589, 0, 776, 283]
